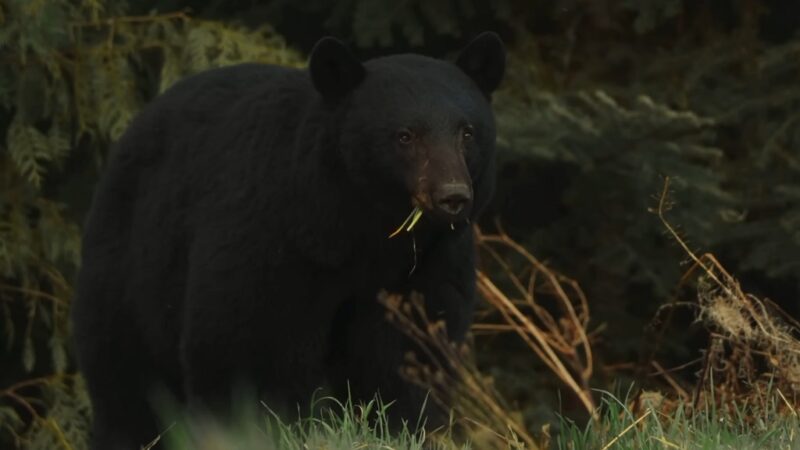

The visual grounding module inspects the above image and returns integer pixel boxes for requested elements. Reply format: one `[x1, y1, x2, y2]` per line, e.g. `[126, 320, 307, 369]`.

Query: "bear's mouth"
[387, 194, 429, 239]
[387, 193, 464, 239]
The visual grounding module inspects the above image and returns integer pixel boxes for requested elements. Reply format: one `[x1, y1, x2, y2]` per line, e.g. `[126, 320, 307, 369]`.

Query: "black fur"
[72, 33, 505, 450]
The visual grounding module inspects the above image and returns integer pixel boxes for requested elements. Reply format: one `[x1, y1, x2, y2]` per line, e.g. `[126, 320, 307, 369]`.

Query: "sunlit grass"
[145, 386, 800, 450]
[153, 393, 466, 450]
[556, 389, 800, 450]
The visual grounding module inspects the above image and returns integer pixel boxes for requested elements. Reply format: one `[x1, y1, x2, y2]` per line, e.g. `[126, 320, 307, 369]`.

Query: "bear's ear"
[456, 32, 506, 96]
[309, 37, 365, 100]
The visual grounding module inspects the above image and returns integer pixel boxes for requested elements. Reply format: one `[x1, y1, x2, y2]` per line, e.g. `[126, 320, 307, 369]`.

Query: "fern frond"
[184, 25, 215, 71]
[94, 55, 139, 140]
[7, 120, 53, 188]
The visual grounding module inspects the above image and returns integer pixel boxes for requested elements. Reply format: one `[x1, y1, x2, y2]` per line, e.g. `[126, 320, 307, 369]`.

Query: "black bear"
[72, 32, 505, 449]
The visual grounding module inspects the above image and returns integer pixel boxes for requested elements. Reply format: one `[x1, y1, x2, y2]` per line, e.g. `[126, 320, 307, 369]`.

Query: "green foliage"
[22, 376, 91, 450]
[159, 19, 302, 92]
[675, 40, 800, 279]
[495, 85, 732, 295]
[489, 6, 800, 362]
[0, 1, 303, 447]
[7, 119, 71, 188]
[157, 395, 450, 450]
[556, 390, 800, 449]
[265, 0, 506, 48]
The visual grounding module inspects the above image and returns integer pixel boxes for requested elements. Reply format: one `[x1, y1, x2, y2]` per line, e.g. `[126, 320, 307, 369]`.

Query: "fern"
[185, 25, 215, 70]
[6, 376, 91, 450]
[95, 55, 140, 141]
[6, 120, 70, 188]
[161, 21, 303, 92]
[0, 4, 303, 447]
[496, 84, 733, 304]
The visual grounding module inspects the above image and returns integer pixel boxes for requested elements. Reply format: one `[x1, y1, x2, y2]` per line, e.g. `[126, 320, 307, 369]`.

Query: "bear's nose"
[433, 183, 472, 217]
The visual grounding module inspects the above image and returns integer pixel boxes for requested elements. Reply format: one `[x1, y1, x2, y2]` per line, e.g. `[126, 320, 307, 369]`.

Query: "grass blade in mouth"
[388, 206, 423, 238]
[405, 208, 423, 232]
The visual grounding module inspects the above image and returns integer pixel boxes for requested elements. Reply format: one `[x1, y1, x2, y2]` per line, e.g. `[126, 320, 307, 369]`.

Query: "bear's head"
[308, 33, 505, 234]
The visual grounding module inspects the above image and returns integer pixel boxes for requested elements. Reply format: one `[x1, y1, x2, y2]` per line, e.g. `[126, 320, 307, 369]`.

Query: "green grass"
[151, 390, 800, 450]
[154, 394, 467, 450]
[555, 390, 800, 450]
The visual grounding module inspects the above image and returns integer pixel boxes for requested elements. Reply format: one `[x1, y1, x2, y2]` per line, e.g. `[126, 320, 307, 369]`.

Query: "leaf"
[159, 47, 183, 93]
[36, 199, 81, 267]
[185, 25, 216, 71]
[94, 55, 139, 141]
[0, 406, 23, 428]
[6, 119, 69, 188]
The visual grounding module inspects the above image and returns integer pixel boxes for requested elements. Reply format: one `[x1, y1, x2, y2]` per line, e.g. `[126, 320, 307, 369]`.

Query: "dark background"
[1, 0, 799, 446]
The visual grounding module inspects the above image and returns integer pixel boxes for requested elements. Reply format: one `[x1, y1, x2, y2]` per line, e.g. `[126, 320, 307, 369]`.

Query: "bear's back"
[89, 63, 312, 219]
[123, 63, 307, 161]
[77, 63, 313, 309]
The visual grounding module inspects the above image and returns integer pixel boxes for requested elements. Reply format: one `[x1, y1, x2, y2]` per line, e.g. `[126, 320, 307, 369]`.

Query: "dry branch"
[381, 225, 599, 448]
[652, 177, 800, 416]
[476, 225, 596, 417]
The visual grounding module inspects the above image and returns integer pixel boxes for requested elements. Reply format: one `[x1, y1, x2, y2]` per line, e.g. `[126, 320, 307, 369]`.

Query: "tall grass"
[154, 394, 463, 450]
[556, 387, 800, 450]
[149, 386, 800, 450]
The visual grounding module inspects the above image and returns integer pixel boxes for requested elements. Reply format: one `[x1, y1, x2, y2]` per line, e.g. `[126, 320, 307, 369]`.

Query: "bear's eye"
[397, 130, 413, 145]
[462, 126, 475, 140]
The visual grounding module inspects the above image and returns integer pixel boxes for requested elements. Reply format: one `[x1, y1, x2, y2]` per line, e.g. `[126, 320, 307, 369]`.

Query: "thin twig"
[600, 409, 652, 450]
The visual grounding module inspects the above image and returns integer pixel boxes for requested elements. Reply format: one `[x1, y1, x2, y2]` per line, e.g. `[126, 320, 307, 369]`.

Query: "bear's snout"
[432, 182, 472, 219]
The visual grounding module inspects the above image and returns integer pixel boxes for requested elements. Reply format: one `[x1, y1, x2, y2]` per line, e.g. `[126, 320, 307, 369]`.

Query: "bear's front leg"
[327, 228, 478, 431]
[178, 246, 337, 426]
